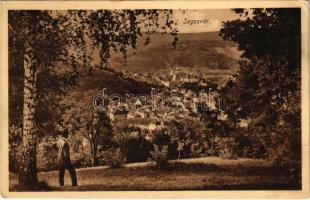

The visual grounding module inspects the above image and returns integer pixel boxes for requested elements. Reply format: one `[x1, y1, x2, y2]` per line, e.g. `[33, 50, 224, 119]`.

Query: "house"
[125, 118, 165, 132]
[126, 118, 156, 131]
[174, 72, 187, 82]
[160, 78, 170, 87]
[172, 70, 199, 83]
[169, 81, 179, 92]
[109, 107, 129, 121]
[199, 78, 208, 87]
[186, 74, 199, 83]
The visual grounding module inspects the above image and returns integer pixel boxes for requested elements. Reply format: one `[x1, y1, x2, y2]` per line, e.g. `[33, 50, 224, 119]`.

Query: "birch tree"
[9, 10, 177, 188]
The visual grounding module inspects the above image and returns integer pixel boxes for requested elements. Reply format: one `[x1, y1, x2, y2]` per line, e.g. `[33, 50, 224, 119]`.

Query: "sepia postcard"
[0, 0, 309, 198]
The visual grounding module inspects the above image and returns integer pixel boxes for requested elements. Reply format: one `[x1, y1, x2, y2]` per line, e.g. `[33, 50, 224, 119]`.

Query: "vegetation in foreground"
[10, 157, 301, 191]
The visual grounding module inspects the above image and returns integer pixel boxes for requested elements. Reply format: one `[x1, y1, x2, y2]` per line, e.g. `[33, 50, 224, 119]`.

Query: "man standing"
[57, 128, 77, 186]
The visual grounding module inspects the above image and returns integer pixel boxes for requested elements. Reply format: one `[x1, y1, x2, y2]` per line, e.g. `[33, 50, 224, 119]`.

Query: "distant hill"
[109, 31, 241, 73]
[75, 69, 157, 96]
[71, 32, 241, 97]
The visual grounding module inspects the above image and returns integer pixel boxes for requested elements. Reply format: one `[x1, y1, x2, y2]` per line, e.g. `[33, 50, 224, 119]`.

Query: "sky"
[172, 9, 240, 33]
[72, 9, 242, 65]
[55, 9, 240, 33]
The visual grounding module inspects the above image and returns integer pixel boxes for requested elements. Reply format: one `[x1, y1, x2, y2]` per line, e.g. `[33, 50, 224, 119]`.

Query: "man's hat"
[61, 128, 69, 138]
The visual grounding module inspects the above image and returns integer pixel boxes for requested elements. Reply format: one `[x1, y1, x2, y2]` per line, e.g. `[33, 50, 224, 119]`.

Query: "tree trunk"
[92, 148, 97, 166]
[18, 28, 39, 187]
[210, 132, 214, 156]
[90, 140, 97, 166]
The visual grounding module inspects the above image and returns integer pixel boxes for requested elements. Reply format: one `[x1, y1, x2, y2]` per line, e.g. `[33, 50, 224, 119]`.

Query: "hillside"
[109, 32, 241, 73]
[73, 69, 157, 96]
[69, 32, 241, 98]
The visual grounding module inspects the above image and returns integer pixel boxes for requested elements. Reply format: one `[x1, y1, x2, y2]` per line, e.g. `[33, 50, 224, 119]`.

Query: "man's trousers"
[58, 162, 77, 186]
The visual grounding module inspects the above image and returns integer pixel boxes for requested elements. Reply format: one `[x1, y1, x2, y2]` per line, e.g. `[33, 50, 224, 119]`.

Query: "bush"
[190, 142, 208, 158]
[101, 148, 125, 168]
[234, 134, 252, 157]
[153, 131, 171, 146]
[217, 137, 237, 159]
[152, 131, 181, 160]
[219, 148, 234, 159]
[72, 153, 93, 168]
[149, 144, 168, 169]
[37, 136, 58, 172]
[121, 136, 153, 163]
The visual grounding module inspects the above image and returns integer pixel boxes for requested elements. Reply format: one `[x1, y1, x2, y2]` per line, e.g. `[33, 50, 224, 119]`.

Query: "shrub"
[217, 137, 237, 159]
[121, 136, 153, 163]
[37, 136, 58, 172]
[153, 131, 171, 146]
[234, 134, 252, 157]
[149, 144, 168, 169]
[153, 131, 181, 159]
[72, 153, 93, 168]
[102, 148, 125, 168]
[69, 134, 94, 168]
[190, 142, 207, 158]
[219, 147, 233, 159]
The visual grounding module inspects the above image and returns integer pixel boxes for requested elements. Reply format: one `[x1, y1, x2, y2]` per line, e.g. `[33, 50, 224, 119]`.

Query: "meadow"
[9, 157, 301, 191]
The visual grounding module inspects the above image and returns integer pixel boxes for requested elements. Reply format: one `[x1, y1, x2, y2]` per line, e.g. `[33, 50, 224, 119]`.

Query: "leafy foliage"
[165, 118, 205, 159]
[37, 136, 58, 171]
[120, 136, 153, 163]
[9, 11, 81, 138]
[61, 90, 113, 166]
[219, 8, 301, 160]
[101, 148, 125, 168]
[216, 137, 237, 159]
[149, 145, 169, 169]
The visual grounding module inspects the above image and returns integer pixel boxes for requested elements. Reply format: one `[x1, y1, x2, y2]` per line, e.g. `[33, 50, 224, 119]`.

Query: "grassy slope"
[71, 69, 157, 96]
[9, 157, 301, 191]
